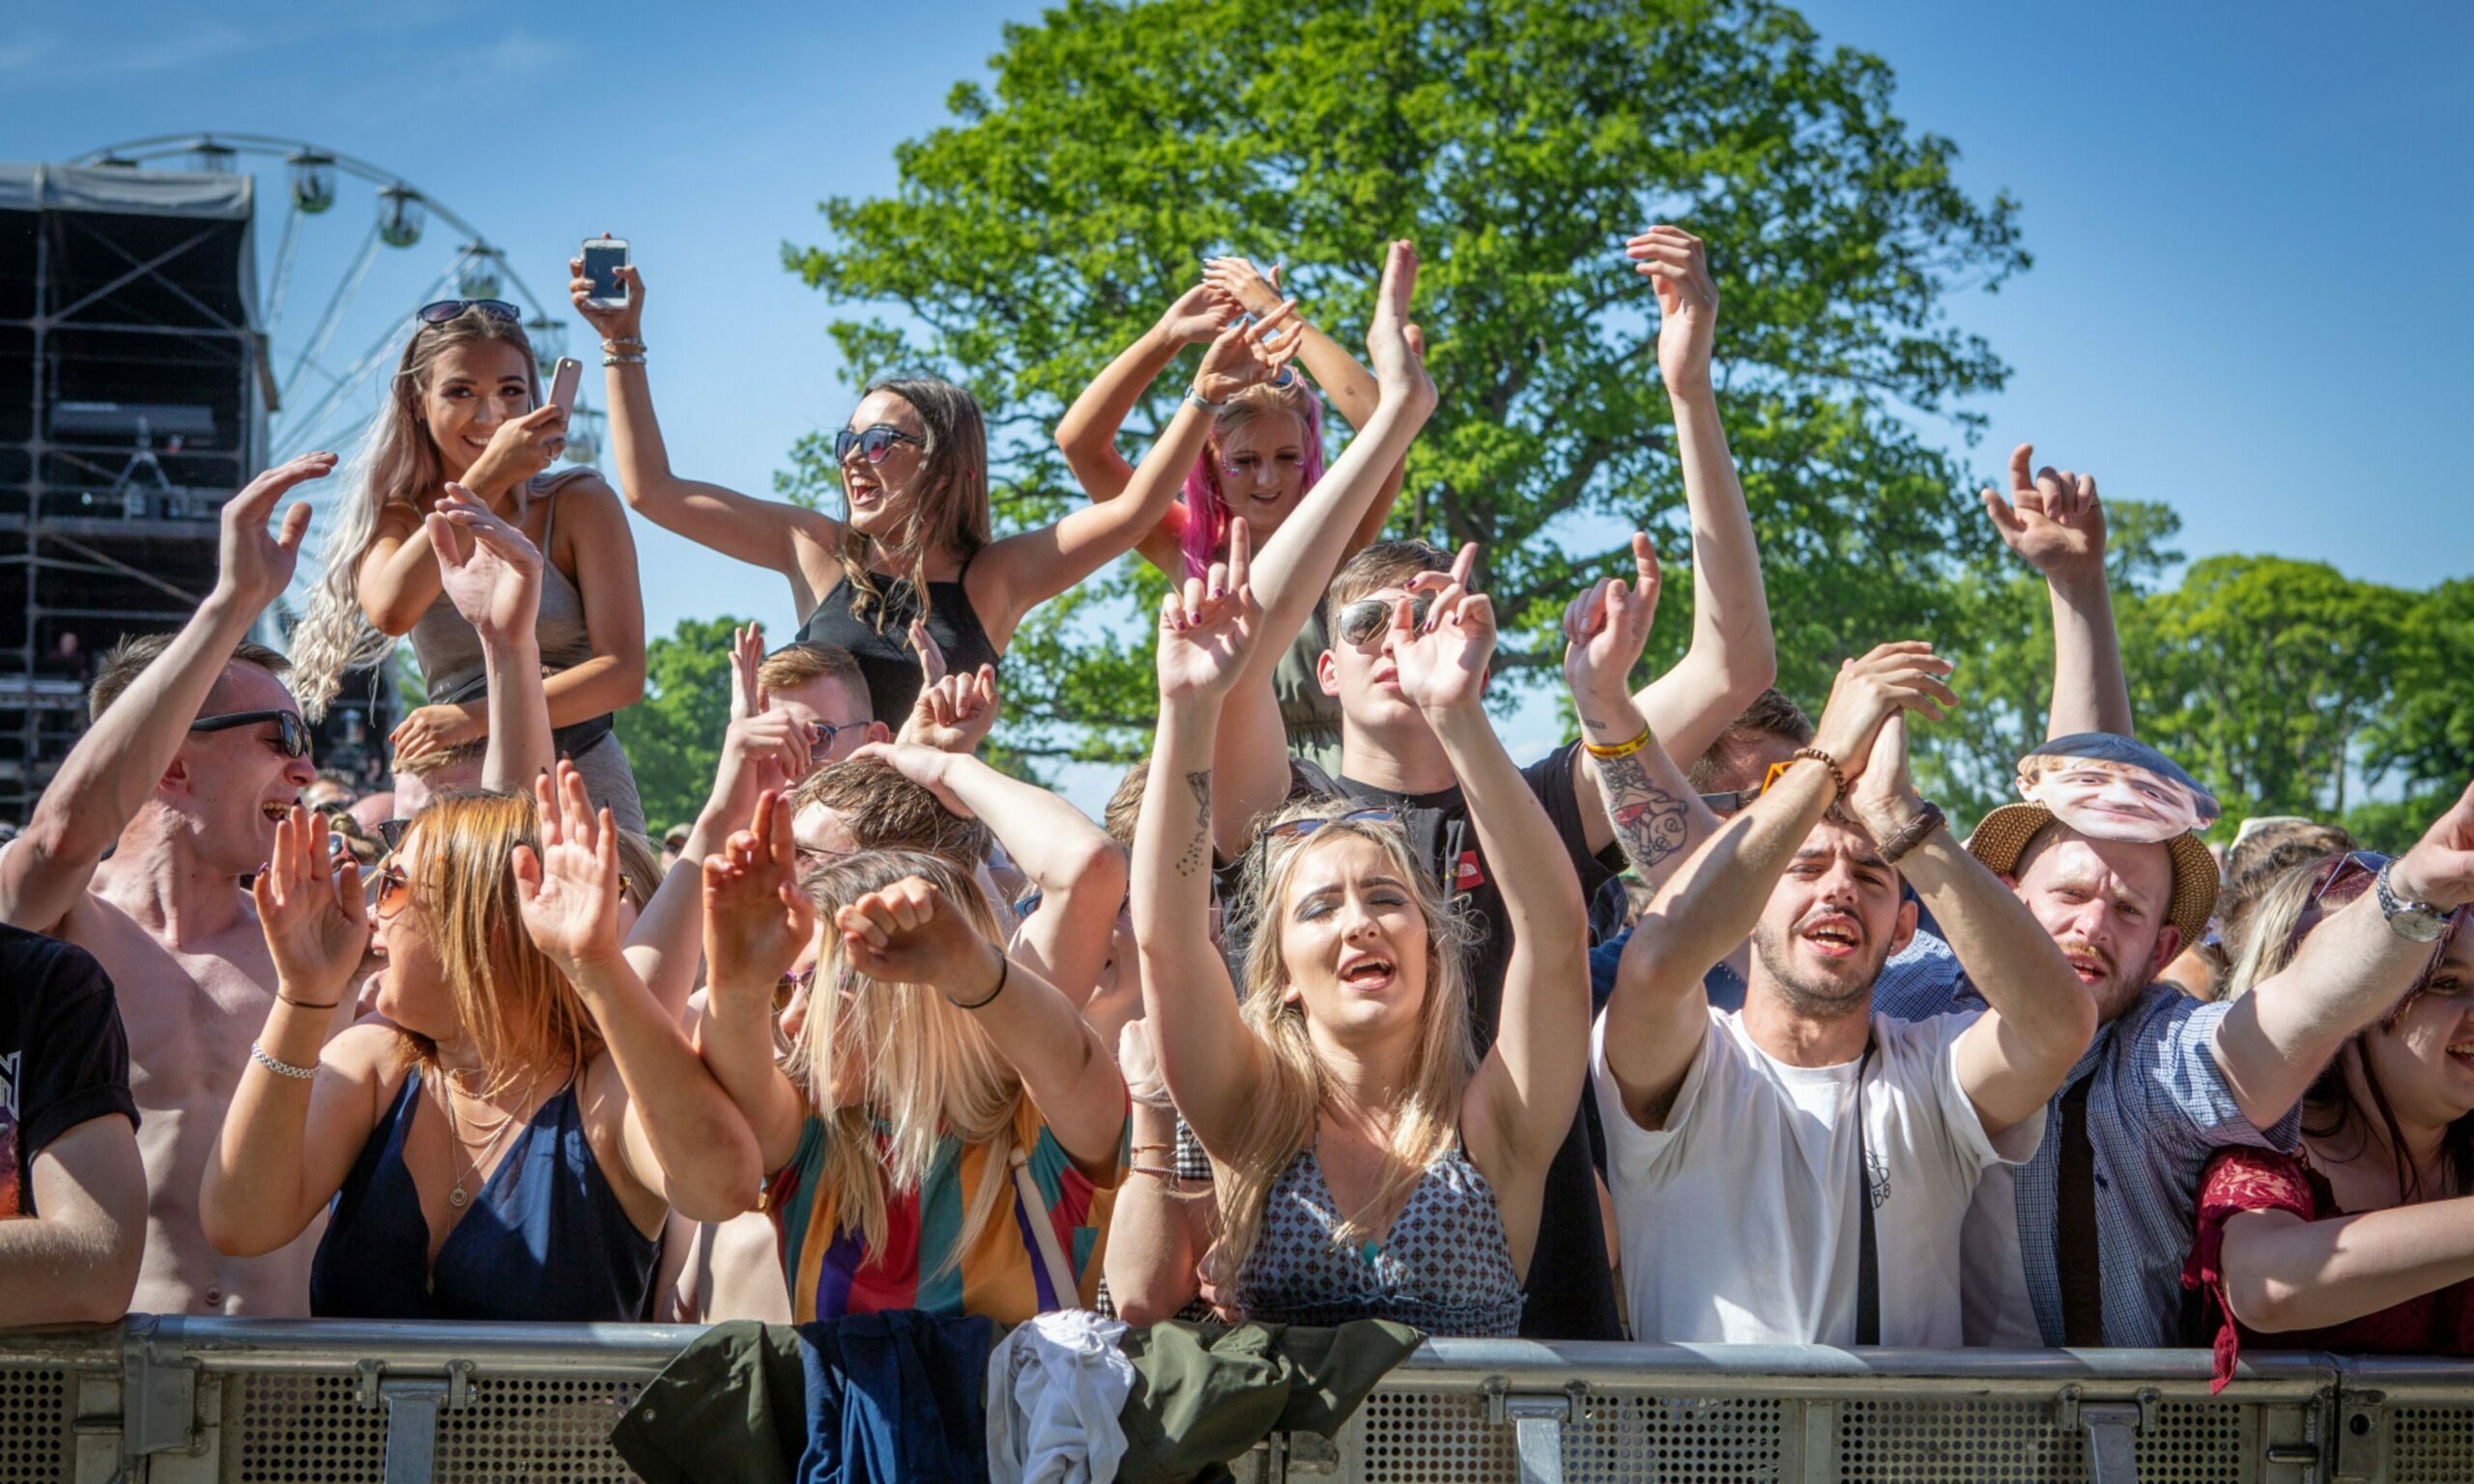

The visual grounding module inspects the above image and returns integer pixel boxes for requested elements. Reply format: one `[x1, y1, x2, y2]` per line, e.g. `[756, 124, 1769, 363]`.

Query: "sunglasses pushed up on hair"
[416, 300, 521, 327]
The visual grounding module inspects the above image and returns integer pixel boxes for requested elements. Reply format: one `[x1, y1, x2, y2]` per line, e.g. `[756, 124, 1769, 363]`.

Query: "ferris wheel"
[71, 133, 604, 492]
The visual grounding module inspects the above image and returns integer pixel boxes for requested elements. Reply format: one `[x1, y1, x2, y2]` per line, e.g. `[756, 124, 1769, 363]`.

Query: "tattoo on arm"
[1175, 769, 1212, 877]
[1601, 753, 1687, 876]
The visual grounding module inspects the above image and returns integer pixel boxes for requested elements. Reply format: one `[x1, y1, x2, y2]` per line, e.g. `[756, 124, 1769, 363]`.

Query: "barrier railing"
[4, 1317, 2468, 1483]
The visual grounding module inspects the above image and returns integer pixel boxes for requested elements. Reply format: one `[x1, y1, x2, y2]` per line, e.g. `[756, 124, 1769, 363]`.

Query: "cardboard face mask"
[2015, 733, 2221, 844]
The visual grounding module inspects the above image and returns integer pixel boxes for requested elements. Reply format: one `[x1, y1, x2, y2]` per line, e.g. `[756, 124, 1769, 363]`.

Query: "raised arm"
[1620, 226, 1777, 763]
[1983, 443, 2133, 738]
[202, 807, 389, 1256]
[1563, 534, 1722, 890]
[1393, 576, 1590, 1182]
[0, 453, 329, 937]
[1211, 242, 1439, 856]
[694, 790, 820, 1174]
[1848, 713, 2096, 1135]
[834, 874, 1125, 1172]
[974, 305, 1304, 636]
[853, 738, 1126, 1006]
[2220, 1191, 2474, 1334]
[2213, 778, 2474, 1127]
[355, 404, 565, 634]
[572, 258, 840, 604]
[425, 489, 553, 791]
[1056, 285, 1236, 573]
[517, 764, 762, 1222]
[1135, 553, 1277, 1155]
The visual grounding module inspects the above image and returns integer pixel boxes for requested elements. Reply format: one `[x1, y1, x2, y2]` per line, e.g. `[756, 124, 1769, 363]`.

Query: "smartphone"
[543, 357, 582, 416]
[581, 236, 630, 308]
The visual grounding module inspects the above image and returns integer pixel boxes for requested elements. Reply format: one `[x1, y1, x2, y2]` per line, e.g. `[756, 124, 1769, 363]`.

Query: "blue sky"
[16, 1, 2471, 801]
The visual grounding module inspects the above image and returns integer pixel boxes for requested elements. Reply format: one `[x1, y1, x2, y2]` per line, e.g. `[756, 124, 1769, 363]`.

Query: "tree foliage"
[614, 614, 749, 833]
[785, 0, 2028, 757]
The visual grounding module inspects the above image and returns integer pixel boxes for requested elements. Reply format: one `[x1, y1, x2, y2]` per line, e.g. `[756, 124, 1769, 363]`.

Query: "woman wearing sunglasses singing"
[1055, 259, 1410, 772]
[290, 300, 648, 832]
[1108, 511, 1589, 1334]
[2184, 820, 2474, 1387]
[571, 252, 1300, 726]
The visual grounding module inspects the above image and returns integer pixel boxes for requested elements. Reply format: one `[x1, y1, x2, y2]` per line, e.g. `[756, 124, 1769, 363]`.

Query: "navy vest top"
[308, 1067, 658, 1322]
[796, 560, 1001, 726]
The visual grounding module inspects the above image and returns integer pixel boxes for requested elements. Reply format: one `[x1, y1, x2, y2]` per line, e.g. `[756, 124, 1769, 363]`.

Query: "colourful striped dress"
[766, 1099, 1124, 1324]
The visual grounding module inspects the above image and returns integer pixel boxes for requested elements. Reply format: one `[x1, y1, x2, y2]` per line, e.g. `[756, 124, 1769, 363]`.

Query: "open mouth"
[1339, 956, 1396, 992]
[261, 801, 290, 822]
[2447, 1039, 2474, 1070]
[1800, 917, 1861, 959]
[2057, 942, 2113, 985]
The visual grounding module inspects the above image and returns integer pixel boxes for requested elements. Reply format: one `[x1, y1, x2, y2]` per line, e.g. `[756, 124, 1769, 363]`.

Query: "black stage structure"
[0, 162, 392, 823]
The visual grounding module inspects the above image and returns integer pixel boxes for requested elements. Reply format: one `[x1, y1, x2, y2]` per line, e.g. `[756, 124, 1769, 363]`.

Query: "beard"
[1751, 913, 1892, 1019]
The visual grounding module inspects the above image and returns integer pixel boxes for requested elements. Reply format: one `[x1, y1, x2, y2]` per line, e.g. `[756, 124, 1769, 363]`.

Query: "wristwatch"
[2374, 860, 2451, 944]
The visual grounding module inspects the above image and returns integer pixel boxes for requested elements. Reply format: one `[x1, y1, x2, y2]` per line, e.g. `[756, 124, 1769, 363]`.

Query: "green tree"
[785, 0, 2027, 758]
[614, 615, 748, 833]
[2365, 578, 2474, 795]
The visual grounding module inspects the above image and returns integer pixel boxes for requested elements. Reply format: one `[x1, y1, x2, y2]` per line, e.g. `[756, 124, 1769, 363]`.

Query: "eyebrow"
[1295, 872, 1411, 900]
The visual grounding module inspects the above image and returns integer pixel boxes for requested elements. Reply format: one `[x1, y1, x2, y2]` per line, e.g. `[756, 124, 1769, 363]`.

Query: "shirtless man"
[0, 452, 337, 1314]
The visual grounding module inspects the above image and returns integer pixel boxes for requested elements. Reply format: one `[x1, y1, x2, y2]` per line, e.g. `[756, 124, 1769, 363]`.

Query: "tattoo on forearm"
[1601, 753, 1687, 875]
[1175, 769, 1212, 877]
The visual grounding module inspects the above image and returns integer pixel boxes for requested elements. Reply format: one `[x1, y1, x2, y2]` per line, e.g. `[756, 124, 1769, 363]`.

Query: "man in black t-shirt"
[0, 922, 144, 1326]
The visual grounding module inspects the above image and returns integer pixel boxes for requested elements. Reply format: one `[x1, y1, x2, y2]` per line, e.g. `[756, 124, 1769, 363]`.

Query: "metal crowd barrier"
[3, 1318, 2470, 1483]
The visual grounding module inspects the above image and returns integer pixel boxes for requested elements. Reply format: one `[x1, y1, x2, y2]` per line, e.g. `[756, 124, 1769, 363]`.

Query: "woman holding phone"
[291, 300, 648, 831]
[573, 249, 1301, 724]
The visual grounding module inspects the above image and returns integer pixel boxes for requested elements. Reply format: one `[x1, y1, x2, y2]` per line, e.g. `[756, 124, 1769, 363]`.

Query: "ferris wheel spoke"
[281, 216, 382, 410]
[264, 198, 307, 343]
[275, 256, 467, 460]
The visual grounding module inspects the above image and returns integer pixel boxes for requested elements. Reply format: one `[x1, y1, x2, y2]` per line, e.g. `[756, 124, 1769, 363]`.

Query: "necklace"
[437, 1070, 532, 1210]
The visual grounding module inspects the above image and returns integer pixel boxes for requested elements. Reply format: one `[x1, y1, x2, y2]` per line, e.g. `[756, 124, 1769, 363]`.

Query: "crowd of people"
[5, 227, 2471, 1390]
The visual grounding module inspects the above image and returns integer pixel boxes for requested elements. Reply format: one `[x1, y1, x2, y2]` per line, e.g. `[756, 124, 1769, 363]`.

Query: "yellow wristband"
[1584, 727, 1652, 761]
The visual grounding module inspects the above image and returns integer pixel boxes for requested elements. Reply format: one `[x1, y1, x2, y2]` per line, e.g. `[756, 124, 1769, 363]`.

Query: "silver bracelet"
[600, 336, 645, 351]
[251, 1042, 317, 1081]
[602, 352, 647, 367]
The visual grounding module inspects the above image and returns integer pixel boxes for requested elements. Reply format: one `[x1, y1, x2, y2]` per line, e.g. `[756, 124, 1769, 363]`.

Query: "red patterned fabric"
[2184, 1146, 2474, 1391]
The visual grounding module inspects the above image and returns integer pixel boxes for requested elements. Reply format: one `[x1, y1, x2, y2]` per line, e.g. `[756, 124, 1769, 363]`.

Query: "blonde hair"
[290, 308, 543, 720]
[1212, 798, 1477, 1285]
[782, 849, 1022, 1269]
[398, 790, 599, 1098]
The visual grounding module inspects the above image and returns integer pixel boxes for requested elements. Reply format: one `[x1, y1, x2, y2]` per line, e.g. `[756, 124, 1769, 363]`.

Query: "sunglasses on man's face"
[417, 299, 521, 327]
[832, 424, 922, 465]
[1335, 595, 1433, 647]
[190, 709, 313, 760]
[808, 719, 866, 755]
[1260, 807, 1402, 842]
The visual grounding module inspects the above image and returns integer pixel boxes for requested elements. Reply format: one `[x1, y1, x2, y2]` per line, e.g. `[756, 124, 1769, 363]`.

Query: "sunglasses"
[776, 963, 817, 1013]
[2297, 850, 2469, 1002]
[371, 860, 414, 919]
[191, 709, 313, 759]
[417, 299, 521, 327]
[809, 718, 866, 754]
[1261, 807, 1401, 842]
[1335, 595, 1433, 646]
[832, 424, 922, 465]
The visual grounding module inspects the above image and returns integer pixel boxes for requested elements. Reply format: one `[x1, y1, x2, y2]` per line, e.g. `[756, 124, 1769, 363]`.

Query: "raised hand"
[834, 874, 1003, 996]
[1155, 516, 1259, 700]
[1193, 302, 1305, 404]
[898, 663, 1000, 755]
[849, 739, 970, 817]
[1627, 225, 1718, 398]
[702, 789, 818, 996]
[428, 483, 544, 646]
[459, 404, 569, 499]
[1395, 544, 1493, 714]
[710, 707, 813, 819]
[1983, 442, 2107, 585]
[1115, 1016, 1172, 1109]
[567, 247, 645, 344]
[512, 762, 625, 971]
[1807, 642, 1958, 785]
[1365, 240, 1435, 414]
[216, 451, 332, 612]
[1200, 257, 1286, 319]
[1561, 532, 1662, 705]
[250, 805, 368, 1002]
[1159, 281, 1243, 344]
[728, 621, 766, 725]
[1845, 713, 1930, 844]
[389, 702, 484, 763]
[2390, 777, 2474, 910]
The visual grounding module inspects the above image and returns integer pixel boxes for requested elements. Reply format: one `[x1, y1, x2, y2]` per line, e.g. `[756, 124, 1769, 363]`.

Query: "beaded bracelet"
[1791, 746, 1850, 801]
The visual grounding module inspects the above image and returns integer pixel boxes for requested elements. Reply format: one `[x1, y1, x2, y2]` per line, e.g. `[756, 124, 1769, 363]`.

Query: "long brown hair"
[833, 378, 990, 637]
[781, 849, 1021, 1270]
[291, 308, 543, 719]
[1211, 799, 1478, 1286]
[397, 790, 599, 1098]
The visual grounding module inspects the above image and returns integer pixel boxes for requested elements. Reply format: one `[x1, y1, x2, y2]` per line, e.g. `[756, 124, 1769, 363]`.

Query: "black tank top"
[796, 557, 1002, 725]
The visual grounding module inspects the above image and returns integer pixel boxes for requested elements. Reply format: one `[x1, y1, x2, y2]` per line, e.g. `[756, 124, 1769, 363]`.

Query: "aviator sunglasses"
[1334, 595, 1434, 646]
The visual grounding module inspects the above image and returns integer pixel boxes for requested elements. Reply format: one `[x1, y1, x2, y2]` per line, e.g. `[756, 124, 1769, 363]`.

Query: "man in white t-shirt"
[1591, 642, 2097, 1346]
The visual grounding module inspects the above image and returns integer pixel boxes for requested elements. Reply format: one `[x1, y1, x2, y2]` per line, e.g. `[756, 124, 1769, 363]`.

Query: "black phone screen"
[582, 244, 628, 300]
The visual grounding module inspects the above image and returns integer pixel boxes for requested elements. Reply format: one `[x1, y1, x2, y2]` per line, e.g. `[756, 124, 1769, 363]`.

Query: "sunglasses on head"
[190, 709, 313, 759]
[1261, 807, 1401, 842]
[1335, 595, 1433, 646]
[832, 424, 922, 465]
[417, 299, 521, 327]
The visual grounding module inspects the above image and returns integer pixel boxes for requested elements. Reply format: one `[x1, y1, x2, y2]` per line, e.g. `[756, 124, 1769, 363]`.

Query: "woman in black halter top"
[576, 256, 1306, 723]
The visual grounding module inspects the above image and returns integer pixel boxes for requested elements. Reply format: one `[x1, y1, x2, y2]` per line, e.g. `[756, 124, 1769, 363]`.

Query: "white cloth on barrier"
[986, 1308, 1136, 1484]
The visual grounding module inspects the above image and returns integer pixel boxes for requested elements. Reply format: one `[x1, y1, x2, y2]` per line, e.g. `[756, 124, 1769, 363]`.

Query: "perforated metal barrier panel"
[4, 1321, 2473, 1483]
